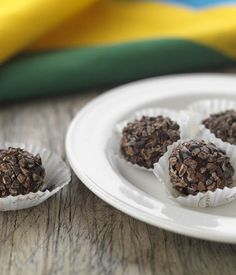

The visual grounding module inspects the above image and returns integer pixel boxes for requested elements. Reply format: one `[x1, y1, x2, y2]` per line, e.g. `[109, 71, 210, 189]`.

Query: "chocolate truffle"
[0, 147, 45, 197]
[120, 115, 180, 168]
[169, 140, 234, 195]
[202, 110, 236, 144]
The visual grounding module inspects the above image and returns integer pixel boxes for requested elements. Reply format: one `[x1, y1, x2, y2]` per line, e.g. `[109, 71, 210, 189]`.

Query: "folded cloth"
[0, 0, 98, 62]
[0, 0, 236, 101]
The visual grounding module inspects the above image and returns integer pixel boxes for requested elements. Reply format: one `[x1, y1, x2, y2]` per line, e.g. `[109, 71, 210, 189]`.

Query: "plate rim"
[66, 73, 236, 243]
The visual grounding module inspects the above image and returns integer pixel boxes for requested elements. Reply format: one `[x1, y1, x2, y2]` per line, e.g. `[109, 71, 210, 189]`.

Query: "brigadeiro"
[202, 110, 236, 145]
[169, 140, 234, 195]
[0, 147, 45, 197]
[120, 115, 181, 169]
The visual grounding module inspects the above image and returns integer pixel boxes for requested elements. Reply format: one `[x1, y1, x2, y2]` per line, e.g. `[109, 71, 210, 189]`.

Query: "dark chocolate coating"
[121, 115, 180, 168]
[0, 147, 45, 197]
[169, 140, 234, 195]
[202, 110, 236, 145]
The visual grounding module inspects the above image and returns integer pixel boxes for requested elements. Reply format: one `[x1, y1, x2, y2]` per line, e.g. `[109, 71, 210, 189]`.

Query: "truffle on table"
[202, 110, 236, 145]
[0, 147, 45, 197]
[120, 115, 180, 168]
[169, 140, 234, 195]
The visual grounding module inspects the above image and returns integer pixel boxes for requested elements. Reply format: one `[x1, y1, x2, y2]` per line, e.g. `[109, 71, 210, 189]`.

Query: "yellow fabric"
[1, 0, 236, 62]
[0, 0, 98, 62]
[27, 0, 236, 59]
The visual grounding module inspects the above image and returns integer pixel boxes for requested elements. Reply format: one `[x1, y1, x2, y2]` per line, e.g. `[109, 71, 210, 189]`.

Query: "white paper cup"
[153, 136, 236, 208]
[0, 142, 71, 211]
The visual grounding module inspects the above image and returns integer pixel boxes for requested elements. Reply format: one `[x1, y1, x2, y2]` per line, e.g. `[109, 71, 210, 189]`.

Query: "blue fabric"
[162, 0, 236, 8]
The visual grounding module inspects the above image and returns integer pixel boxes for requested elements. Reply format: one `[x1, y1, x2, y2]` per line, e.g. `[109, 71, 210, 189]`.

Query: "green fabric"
[0, 39, 234, 102]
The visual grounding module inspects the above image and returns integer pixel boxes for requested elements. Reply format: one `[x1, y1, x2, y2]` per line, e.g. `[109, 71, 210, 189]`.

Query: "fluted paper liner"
[114, 108, 193, 171]
[187, 99, 236, 141]
[153, 136, 236, 208]
[0, 142, 71, 211]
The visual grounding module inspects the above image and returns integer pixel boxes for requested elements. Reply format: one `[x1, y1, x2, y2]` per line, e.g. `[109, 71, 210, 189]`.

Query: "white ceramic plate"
[66, 73, 236, 243]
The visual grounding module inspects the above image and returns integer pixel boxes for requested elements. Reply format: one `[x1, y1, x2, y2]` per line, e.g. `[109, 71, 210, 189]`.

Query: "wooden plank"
[0, 92, 236, 275]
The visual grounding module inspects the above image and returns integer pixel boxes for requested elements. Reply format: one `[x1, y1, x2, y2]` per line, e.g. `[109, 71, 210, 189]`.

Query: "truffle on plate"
[169, 140, 234, 195]
[0, 147, 45, 197]
[120, 115, 180, 169]
[202, 110, 236, 145]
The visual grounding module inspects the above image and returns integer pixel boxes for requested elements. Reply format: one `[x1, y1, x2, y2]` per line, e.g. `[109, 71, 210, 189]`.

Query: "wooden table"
[1, 89, 236, 275]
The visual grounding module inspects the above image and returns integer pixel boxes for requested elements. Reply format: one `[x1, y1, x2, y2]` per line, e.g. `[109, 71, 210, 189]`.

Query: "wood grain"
[0, 92, 236, 275]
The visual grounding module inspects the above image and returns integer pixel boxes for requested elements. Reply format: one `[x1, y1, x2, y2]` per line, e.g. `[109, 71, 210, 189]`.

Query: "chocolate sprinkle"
[0, 147, 45, 197]
[202, 110, 236, 145]
[120, 115, 180, 168]
[169, 140, 234, 195]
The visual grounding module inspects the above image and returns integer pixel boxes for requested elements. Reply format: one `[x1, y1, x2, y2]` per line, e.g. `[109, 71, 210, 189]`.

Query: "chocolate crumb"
[0, 147, 45, 197]
[202, 110, 236, 145]
[169, 140, 234, 195]
[120, 115, 180, 168]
